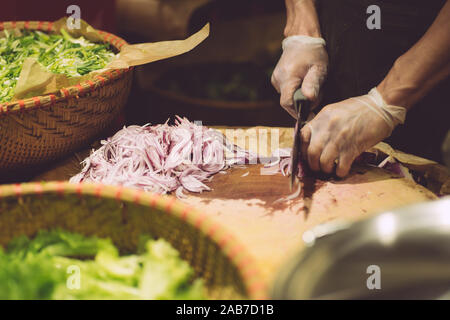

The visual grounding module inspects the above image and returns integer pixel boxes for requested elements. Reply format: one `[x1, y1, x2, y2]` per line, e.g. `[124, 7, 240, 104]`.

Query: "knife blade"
[290, 88, 311, 190]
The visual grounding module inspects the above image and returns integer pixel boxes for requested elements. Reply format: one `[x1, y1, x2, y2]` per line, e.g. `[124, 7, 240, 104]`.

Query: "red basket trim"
[163, 196, 176, 212]
[56, 181, 65, 196]
[241, 264, 259, 278]
[34, 183, 44, 195]
[103, 33, 112, 42]
[14, 183, 22, 197]
[207, 223, 220, 237]
[218, 233, 232, 249]
[49, 94, 56, 105]
[96, 75, 106, 85]
[94, 184, 103, 198]
[32, 96, 41, 108]
[104, 70, 113, 79]
[133, 190, 143, 204]
[76, 183, 83, 196]
[61, 88, 70, 98]
[248, 281, 266, 294]
[114, 185, 123, 200]
[228, 243, 244, 260]
[194, 213, 206, 228]
[87, 80, 95, 89]
[18, 100, 25, 111]
[237, 257, 253, 272]
[75, 84, 84, 95]
[177, 205, 192, 220]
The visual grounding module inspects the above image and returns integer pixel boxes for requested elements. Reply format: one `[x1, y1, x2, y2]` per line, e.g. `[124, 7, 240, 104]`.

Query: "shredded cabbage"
[0, 29, 115, 103]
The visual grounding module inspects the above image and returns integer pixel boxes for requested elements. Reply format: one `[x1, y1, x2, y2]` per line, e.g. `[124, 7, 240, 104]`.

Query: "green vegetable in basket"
[0, 29, 115, 103]
[0, 230, 205, 300]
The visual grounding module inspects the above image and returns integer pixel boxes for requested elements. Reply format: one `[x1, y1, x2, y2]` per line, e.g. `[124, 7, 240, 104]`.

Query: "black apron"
[317, 0, 449, 163]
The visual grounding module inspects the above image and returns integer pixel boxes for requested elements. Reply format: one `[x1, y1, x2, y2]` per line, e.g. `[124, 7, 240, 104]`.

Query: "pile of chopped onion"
[70, 117, 257, 197]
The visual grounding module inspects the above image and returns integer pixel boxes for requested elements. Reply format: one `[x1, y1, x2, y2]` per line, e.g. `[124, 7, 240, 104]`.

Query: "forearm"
[284, 0, 322, 37]
[377, 0, 450, 110]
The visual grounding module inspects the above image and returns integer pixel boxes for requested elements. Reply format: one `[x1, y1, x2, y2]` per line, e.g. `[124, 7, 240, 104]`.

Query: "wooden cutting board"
[182, 163, 436, 283]
[32, 127, 438, 285]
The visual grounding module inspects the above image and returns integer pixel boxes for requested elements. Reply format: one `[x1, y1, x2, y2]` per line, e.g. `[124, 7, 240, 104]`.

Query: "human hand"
[300, 88, 407, 177]
[271, 35, 328, 118]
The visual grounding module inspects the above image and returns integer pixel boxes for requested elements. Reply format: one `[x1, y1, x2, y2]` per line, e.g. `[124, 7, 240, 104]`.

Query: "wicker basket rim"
[0, 21, 132, 116]
[0, 181, 268, 299]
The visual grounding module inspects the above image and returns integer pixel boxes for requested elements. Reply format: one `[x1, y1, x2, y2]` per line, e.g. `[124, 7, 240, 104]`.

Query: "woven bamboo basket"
[0, 181, 267, 300]
[0, 21, 133, 174]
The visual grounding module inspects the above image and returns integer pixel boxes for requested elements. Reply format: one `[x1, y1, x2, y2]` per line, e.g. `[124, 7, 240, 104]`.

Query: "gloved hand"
[271, 35, 328, 118]
[300, 87, 407, 177]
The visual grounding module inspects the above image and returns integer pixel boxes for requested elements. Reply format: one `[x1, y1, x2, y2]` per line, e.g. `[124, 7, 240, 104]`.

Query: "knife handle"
[293, 88, 311, 125]
[293, 88, 307, 105]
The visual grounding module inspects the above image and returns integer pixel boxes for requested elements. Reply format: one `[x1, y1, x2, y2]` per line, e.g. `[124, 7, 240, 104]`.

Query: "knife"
[290, 88, 311, 190]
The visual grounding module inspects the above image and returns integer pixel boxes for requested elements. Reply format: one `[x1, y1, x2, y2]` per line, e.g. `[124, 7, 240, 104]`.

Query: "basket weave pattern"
[0, 182, 267, 299]
[0, 21, 133, 172]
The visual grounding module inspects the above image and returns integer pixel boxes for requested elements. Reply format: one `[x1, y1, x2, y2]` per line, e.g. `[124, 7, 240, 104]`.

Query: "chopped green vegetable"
[0, 230, 205, 300]
[0, 249, 65, 299]
[0, 30, 115, 103]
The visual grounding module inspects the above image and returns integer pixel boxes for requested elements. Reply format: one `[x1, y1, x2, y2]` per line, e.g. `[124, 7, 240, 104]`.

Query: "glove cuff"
[368, 87, 407, 125]
[354, 87, 407, 134]
[282, 35, 326, 50]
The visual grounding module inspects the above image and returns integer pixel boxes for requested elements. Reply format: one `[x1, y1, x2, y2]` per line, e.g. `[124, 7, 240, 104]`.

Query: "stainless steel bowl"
[272, 197, 450, 299]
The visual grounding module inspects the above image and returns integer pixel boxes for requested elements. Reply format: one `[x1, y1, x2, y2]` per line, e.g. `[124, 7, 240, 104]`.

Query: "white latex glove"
[271, 35, 328, 118]
[300, 87, 407, 177]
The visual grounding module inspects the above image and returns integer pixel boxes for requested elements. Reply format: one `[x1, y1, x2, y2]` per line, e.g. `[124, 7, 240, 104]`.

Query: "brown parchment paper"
[11, 18, 210, 100]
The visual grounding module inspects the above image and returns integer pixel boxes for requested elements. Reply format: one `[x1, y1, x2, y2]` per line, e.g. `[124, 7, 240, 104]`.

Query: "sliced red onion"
[280, 158, 291, 177]
[260, 166, 281, 176]
[260, 148, 304, 179]
[70, 116, 256, 197]
[377, 155, 413, 180]
[273, 182, 302, 204]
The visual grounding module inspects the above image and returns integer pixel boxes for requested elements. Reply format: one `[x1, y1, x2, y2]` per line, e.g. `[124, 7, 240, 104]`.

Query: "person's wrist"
[377, 57, 421, 110]
[284, 0, 321, 37]
[287, 25, 321, 38]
